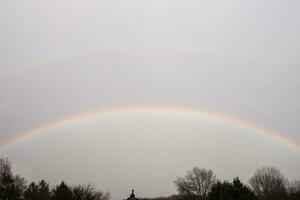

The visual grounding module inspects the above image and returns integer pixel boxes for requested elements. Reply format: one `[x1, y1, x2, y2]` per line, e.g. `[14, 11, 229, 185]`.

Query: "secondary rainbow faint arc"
[0, 106, 299, 152]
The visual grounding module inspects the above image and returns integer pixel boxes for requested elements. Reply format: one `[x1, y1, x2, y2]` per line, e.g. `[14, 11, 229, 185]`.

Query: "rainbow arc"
[0, 106, 299, 153]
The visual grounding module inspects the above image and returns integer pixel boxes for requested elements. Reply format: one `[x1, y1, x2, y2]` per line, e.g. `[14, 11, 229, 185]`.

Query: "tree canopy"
[0, 158, 109, 200]
[1, 157, 300, 200]
[249, 167, 288, 200]
[174, 167, 217, 199]
[208, 178, 256, 200]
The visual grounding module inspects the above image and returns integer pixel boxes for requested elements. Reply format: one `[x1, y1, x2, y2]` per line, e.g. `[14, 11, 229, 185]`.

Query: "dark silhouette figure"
[127, 190, 138, 200]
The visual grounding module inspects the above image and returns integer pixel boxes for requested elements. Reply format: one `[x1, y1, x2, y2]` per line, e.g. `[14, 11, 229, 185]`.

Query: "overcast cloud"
[1, 0, 300, 199]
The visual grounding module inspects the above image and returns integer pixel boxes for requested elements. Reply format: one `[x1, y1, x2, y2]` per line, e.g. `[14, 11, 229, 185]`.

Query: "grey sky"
[0, 0, 300, 199]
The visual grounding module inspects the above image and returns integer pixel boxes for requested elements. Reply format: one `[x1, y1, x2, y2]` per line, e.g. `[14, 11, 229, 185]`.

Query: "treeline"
[0, 158, 110, 200]
[170, 167, 300, 200]
[1, 157, 300, 200]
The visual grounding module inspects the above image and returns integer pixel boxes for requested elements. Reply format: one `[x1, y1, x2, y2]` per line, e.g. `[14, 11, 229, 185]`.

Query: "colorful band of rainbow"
[0, 106, 299, 152]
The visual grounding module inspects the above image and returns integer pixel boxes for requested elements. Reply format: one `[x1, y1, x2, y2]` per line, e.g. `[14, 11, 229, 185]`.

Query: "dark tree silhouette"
[249, 167, 288, 200]
[52, 181, 74, 200]
[38, 180, 51, 200]
[0, 158, 112, 200]
[24, 182, 39, 200]
[14, 175, 26, 199]
[0, 158, 26, 200]
[3, 157, 300, 200]
[24, 180, 51, 200]
[288, 180, 300, 200]
[208, 177, 256, 200]
[174, 167, 217, 200]
[73, 184, 110, 200]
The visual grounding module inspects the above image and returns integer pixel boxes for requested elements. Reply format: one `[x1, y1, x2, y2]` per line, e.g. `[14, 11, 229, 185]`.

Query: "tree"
[208, 177, 256, 200]
[24, 180, 51, 200]
[0, 157, 15, 200]
[288, 180, 300, 200]
[38, 180, 51, 200]
[14, 175, 26, 199]
[0, 157, 26, 200]
[174, 167, 217, 200]
[52, 181, 74, 200]
[73, 184, 110, 200]
[249, 167, 288, 200]
[24, 182, 39, 200]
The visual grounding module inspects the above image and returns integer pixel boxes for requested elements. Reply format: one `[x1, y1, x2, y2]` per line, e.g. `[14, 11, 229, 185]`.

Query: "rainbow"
[0, 105, 299, 152]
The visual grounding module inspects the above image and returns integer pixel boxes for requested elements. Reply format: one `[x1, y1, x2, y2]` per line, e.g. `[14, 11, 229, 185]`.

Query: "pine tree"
[52, 181, 74, 200]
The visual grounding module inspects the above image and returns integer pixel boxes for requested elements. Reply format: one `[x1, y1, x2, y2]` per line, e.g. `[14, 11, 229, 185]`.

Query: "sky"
[0, 0, 300, 199]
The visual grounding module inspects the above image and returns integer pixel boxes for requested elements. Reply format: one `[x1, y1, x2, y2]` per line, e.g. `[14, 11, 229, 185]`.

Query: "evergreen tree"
[24, 180, 51, 200]
[52, 181, 74, 200]
[24, 182, 39, 200]
[208, 178, 256, 200]
[38, 180, 51, 200]
[0, 158, 25, 200]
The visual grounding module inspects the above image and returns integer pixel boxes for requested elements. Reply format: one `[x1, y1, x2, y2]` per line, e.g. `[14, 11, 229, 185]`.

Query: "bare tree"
[288, 180, 300, 194]
[288, 180, 300, 200]
[14, 175, 27, 199]
[174, 167, 217, 200]
[73, 184, 110, 200]
[249, 167, 288, 200]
